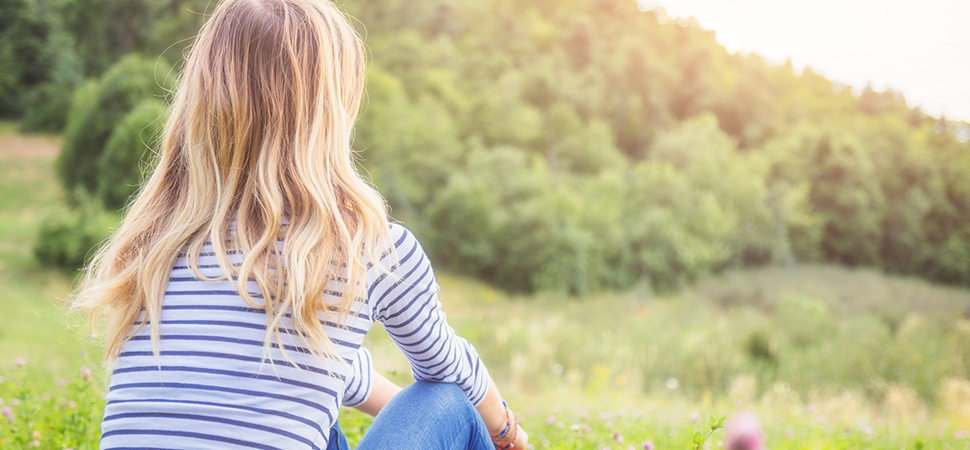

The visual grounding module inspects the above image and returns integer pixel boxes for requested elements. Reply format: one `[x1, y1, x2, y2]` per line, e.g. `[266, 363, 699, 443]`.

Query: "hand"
[508, 424, 528, 449]
[492, 423, 528, 449]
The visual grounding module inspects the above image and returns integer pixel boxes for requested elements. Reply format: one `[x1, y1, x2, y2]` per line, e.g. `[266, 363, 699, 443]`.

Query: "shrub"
[34, 198, 119, 271]
[19, 81, 77, 132]
[57, 53, 173, 198]
[0, 0, 84, 124]
[97, 98, 169, 209]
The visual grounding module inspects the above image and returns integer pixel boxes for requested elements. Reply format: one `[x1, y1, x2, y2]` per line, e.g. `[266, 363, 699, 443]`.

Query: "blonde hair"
[72, 0, 388, 362]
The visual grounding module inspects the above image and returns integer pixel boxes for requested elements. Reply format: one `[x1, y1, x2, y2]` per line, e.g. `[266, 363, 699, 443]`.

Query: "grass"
[1, 125, 970, 449]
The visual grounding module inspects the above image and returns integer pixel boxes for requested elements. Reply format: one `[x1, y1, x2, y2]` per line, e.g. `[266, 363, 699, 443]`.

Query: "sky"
[639, 0, 970, 122]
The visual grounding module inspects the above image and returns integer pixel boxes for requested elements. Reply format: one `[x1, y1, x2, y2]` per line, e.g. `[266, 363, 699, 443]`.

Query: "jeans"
[327, 381, 494, 450]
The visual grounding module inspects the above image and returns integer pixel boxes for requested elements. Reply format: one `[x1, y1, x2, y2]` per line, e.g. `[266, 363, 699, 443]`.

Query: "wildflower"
[582, 424, 591, 433]
[605, 421, 614, 429]
[80, 367, 93, 382]
[724, 412, 765, 450]
[690, 411, 700, 421]
[11, 399, 19, 406]
[1, 407, 13, 422]
[806, 403, 815, 412]
[613, 431, 624, 443]
[14, 358, 26, 366]
[643, 441, 654, 450]
[545, 415, 556, 425]
[32, 431, 41, 440]
[571, 424, 581, 431]
[68, 401, 77, 408]
[28, 439, 40, 448]
[57, 379, 67, 387]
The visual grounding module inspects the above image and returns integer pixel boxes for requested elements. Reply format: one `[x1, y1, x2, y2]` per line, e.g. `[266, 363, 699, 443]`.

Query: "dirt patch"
[0, 132, 61, 160]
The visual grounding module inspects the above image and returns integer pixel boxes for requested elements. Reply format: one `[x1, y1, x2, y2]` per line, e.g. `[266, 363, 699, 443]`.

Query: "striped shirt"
[100, 223, 490, 450]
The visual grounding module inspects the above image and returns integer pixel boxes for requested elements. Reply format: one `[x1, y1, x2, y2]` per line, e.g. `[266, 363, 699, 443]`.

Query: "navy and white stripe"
[101, 223, 490, 450]
[342, 347, 373, 407]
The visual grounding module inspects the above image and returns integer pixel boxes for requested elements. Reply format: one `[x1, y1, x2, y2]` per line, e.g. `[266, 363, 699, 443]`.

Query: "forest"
[3, 0, 969, 295]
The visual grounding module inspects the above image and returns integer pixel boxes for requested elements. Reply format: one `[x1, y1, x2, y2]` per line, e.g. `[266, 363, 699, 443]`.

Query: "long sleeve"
[367, 224, 491, 406]
[342, 346, 374, 407]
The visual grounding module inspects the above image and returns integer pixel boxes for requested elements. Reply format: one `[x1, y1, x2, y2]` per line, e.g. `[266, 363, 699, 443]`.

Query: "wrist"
[481, 399, 510, 435]
[490, 400, 519, 449]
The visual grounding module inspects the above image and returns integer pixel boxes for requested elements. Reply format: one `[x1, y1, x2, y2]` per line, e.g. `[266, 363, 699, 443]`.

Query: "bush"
[0, 0, 84, 123]
[34, 198, 119, 271]
[97, 98, 169, 209]
[19, 81, 77, 132]
[57, 53, 173, 198]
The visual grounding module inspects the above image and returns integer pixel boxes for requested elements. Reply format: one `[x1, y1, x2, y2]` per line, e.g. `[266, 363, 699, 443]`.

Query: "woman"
[71, 0, 529, 448]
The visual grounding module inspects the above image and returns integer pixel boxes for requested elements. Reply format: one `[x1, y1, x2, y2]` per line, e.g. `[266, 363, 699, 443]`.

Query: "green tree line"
[6, 0, 969, 293]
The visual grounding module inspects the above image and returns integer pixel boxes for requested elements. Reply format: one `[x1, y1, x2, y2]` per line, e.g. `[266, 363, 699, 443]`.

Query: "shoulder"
[387, 222, 423, 253]
[375, 222, 432, 275]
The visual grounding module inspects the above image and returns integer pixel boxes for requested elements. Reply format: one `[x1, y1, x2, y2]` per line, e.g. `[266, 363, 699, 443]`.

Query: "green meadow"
[2, 127, 969, 449]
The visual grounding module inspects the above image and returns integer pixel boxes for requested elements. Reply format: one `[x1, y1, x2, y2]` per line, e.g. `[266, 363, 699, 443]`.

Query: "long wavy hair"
[72, 0, 389, 363]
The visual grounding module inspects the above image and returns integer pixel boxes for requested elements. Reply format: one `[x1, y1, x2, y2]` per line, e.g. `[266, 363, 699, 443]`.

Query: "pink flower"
[14, 358, 26, 366]
[2, 406, 13, 422]
[614, 431, 624, 443]
[80, 367, 93, 382]
[690, 411, 700, 421]
[57, 379, 67, 387]
[725, 412, 765, 450]
[10, 399, 19, 406]
[643, 441, 654, 450]
[545, 415, 556, 425]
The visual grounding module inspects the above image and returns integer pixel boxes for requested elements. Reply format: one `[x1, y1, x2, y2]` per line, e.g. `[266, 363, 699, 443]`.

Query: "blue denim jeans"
[327, 381, 494, 450]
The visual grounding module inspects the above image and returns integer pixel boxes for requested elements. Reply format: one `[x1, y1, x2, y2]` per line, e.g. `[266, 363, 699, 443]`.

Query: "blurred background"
[1, 0, 969, 448]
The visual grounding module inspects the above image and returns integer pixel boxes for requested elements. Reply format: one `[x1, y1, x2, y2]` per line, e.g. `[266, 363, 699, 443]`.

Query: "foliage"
[56, 54, 173, 205]
[0, 364, 104, 449]
[34, 196, 119, 271]
[97, 98, 169, 209]
[0, 0, 84, 130]
[8, 0, 970, 291]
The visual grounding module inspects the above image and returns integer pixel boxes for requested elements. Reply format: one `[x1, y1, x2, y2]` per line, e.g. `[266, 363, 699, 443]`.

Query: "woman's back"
[101, 224, 490, 449]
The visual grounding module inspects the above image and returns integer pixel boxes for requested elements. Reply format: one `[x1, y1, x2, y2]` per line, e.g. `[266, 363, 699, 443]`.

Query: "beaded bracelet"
[491, 400, 518, 449]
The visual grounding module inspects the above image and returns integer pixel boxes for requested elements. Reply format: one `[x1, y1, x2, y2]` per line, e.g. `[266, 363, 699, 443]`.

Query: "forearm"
[476, 377, 510, 435]
[353, 368, 402, 417]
